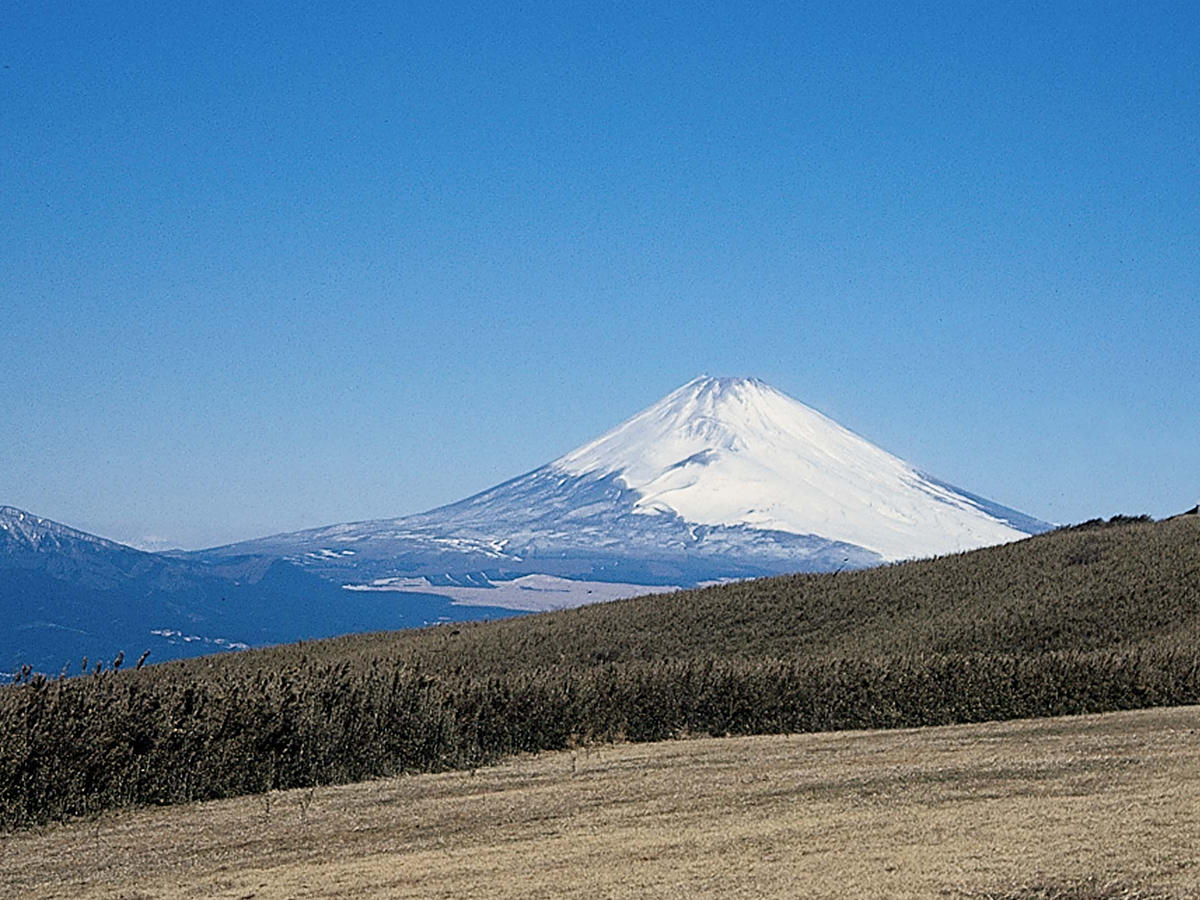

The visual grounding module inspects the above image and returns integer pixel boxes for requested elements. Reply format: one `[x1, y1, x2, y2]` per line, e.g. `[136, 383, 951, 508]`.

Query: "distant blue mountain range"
[0, 506, 518, 676]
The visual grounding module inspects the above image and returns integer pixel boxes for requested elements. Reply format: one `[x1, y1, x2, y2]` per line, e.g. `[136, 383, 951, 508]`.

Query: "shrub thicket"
[3, 647, 1197, 830]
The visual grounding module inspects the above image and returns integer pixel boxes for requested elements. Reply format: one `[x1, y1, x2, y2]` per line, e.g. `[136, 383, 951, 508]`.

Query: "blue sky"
[3, 2, 1197, 549]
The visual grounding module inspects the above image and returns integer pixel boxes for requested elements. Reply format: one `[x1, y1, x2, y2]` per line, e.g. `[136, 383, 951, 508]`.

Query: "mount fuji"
[197, 376, 1050, 609]
[3, 376, 1052, 672]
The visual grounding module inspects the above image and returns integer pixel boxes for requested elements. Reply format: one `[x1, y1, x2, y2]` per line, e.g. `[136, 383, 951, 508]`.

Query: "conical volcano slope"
[202, 377, 1049, 596]
[555, 376, 1042, 560]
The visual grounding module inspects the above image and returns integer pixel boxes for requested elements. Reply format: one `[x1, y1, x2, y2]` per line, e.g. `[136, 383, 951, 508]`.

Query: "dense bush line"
[3, 646, 1198, 830]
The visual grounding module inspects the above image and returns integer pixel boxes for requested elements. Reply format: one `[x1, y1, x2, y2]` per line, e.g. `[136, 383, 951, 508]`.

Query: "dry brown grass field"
[4, 704, 1198, 900]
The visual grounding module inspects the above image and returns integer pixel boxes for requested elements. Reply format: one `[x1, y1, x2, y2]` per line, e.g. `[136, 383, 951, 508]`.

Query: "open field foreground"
[4, 706, 1199, 899]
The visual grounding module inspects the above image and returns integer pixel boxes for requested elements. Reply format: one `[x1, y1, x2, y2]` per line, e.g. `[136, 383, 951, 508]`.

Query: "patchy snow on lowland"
[345, 574, 678, 612]
[553, 376, 1029, 561]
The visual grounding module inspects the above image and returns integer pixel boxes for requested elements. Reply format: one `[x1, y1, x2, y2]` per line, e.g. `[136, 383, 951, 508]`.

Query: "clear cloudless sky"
[2, 2, 1197, 549]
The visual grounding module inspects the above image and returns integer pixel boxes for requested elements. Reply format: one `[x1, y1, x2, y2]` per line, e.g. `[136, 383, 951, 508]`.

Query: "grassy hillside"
[184, 513, 1200, 675]
[2, 514, 1198, 830]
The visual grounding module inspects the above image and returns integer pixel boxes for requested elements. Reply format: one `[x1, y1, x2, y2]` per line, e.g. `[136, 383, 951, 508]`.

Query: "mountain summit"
[553, 375, 1040, 560]
[203, 376, 1049, 593]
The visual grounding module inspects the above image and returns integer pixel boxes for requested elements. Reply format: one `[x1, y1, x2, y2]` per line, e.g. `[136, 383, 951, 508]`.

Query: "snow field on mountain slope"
[553, 376, 1028, 561]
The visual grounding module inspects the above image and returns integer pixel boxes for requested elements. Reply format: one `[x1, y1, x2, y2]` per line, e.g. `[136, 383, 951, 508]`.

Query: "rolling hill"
[2, 513, 1196, 830]
[203, 511, 1200, 676]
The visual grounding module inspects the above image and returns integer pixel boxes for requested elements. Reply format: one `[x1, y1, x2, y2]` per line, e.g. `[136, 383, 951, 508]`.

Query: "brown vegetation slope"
[186, 513, 1200, 676]
[2, 515, 1198, 830]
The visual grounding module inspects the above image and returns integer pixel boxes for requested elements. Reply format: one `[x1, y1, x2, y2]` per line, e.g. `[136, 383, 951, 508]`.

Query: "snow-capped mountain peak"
[202, 375, 1048, 586]
[552, 375, 1034, 561]
[556, 375, 828, 477]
